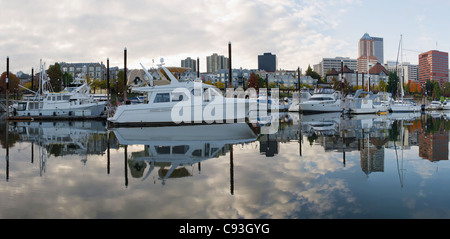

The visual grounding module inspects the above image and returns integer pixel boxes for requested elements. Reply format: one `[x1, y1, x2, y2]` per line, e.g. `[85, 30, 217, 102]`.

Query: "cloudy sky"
[0, 0, 449, 74]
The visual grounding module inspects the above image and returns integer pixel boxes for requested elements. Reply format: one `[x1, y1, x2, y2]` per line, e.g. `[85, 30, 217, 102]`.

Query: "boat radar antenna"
[157, 58, 179, 84]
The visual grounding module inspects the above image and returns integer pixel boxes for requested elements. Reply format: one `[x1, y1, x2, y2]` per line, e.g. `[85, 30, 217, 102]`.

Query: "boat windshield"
[314, 88, 334, 94]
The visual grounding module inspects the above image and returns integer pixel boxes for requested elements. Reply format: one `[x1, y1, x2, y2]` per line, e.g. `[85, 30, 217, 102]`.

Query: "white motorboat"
[108, 59, 249, 126]
[10, 63, 106, 118]
[390, 99, 421, 112]
[442, 99, 450, 110]
[426, 101, 443, 111]
[288, 88, 312, 112]
[342, 89, 390, 114]
[296, 87, 342, 113]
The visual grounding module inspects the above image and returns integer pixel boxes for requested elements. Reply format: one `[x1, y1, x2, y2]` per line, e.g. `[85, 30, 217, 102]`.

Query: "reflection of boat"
[113, 123, 257, 184]
[300, 112, 341, 136]
[11, 121, 108, 174]
[297, 88, 342, 113]
[108, 59, 249, 125]
[10, 63, 106, 118]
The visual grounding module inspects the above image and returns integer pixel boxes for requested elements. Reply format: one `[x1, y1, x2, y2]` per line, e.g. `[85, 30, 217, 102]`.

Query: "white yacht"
[10, 63, 106, 118]
[296, 87, 342, 113]
[442, 99, 450, 110]
[390, 99, 421, 112]
[426, 101, 443, 111]
[288, 88, 312, 112]
[107, 60, 249, 126]
[342, 89, 390, 114]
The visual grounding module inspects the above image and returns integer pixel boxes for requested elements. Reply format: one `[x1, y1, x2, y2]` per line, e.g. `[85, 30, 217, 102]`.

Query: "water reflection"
[1, 111, 450, 218]
[113, 124, 257, 186]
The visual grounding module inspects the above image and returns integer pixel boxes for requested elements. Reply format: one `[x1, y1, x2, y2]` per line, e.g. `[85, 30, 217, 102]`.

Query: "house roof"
[369, 62, 389, 75]
[326, 68, 339, 76]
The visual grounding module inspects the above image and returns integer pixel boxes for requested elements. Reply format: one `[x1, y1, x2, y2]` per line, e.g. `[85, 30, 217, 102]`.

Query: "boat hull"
[298, 101, 342, 113]
[108, 99, 249, 126]
[12, 101, 107, 117]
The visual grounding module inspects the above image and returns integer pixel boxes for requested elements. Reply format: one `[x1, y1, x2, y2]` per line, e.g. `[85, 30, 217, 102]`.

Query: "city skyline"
[1, 0, 449, 74]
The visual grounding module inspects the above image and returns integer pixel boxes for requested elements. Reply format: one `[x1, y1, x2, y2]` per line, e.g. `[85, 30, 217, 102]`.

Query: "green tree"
[432, 82, 441, 100]
[386, 72, 399, 99]
[305, 65, 321, 80]
[62, 72, 73, 87]
[378, 80, 387, 92]
[442, 82, 450, 97]
[47, 63, 63, 92]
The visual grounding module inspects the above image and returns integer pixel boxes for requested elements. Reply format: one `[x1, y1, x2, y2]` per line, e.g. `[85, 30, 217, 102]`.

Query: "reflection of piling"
[124, 145, 128, 187]
[230, 146, 234, 195]
[5, 119, 9, 181]
[107, 131, 110, 175]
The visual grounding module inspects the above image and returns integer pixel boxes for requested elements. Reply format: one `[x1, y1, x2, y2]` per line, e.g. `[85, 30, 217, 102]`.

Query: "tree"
[442, 82, 450, 97]
[47, 63, 63, 92]
[432, 82, 441, 100]
[305, 65, 321, 80]
[62, 72, 73, 87]
[378, 80, 387, 92]
[386, 72, 399, 99]
[0, 72, 20, 94]
[247, 72, 260, 90]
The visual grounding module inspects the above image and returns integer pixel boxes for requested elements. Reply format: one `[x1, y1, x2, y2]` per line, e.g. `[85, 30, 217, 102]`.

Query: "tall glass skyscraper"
[357, 33, 384, 73]
[258, 53, 277, 72]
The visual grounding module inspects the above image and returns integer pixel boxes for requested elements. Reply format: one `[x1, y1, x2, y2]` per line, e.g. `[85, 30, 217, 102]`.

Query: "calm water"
[1, 111, 450, 219]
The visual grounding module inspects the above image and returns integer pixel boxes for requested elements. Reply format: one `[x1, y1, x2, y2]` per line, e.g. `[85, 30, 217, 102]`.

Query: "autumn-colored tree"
[247, 72, 260, 90]
[0, 72, 20, 94]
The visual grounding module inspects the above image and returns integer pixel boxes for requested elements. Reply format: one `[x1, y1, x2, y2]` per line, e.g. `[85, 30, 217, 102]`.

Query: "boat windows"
[173, 145, 189, 154]
[172, 92, 188, 102]
[154, 93, 171, 103]
[155, 146, 170, 154]
[17, 102, 27, 111]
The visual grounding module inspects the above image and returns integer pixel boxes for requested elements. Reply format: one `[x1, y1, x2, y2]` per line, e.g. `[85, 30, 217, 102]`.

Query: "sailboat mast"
[400, 35, 404, 99]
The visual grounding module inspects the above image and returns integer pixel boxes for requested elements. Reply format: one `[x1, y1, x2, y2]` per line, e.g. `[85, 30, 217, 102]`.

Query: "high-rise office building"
[418, 50, 449, 86]
[181, 57, 197, 72]
[357, 33, 383, 73]
[206, 53, 228, 74]
[258, 53, 277, 72]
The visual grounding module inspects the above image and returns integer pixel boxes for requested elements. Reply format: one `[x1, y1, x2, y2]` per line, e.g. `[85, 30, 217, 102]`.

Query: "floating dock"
[7, 115, 107, 122]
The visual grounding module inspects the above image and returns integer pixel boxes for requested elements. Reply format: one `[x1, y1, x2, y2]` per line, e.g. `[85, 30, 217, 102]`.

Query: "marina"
[2, 110, 450, 219]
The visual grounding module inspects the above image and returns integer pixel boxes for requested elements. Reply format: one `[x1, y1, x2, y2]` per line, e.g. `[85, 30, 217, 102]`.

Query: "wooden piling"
[228, 42, 232, 88]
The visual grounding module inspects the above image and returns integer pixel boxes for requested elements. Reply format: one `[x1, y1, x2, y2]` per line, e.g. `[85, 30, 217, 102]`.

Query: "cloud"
[0, 0, 359, 73]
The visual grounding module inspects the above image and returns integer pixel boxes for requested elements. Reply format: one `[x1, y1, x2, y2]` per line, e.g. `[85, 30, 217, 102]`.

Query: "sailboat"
[390, 35, 421, 112]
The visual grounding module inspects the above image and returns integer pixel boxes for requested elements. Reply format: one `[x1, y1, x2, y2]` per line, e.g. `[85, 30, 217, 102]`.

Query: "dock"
[7, 115, 107, 122]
